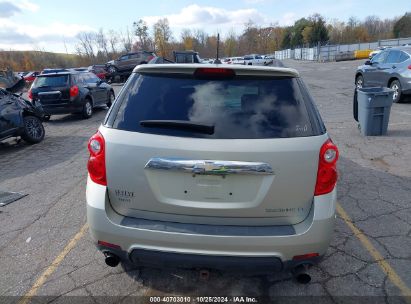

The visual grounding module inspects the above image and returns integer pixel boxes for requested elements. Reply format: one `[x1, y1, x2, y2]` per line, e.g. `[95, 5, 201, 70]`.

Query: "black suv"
[29, 71, 115, 119]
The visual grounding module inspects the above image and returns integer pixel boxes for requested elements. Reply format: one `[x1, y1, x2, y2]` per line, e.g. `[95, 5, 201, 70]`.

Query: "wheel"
[21, 115, 45, 144]
[108, 65, 117, 75]
[390, 80, 402, 103]
[355, 75, 363, 89]
[82, 100, 93, 119]
[107, 91, 115, 107]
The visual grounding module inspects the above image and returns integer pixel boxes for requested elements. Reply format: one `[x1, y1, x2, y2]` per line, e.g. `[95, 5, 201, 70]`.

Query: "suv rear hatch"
[31, 74, 71, 105]
[102, 66, 327, 226]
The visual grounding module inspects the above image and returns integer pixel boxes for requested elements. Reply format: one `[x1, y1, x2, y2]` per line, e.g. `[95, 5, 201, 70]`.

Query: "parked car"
[28, 71, 115, 119]
[355, 47, 411, 103]
[223, 57, 233, 64]
[232, 57, 245, 65]
[88, 65, 108, 80]
[173, 50, 202, 63]
[148, 56, 174, 64]
[23, 71, 40, 82]
[86, 64, 339, 275]
[0, 88, 45, 144]
[106, 51, 155, 75]
[243, 54, 268, 66]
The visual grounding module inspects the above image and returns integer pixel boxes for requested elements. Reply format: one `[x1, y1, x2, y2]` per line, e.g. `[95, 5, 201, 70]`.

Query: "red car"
[88, 65, 108, 80]
[24, 71, 40, 82]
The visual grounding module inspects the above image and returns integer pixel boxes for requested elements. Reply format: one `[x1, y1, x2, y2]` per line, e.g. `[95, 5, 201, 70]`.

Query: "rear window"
[33, 75, 69, 87]
[108, 73, 317, 139]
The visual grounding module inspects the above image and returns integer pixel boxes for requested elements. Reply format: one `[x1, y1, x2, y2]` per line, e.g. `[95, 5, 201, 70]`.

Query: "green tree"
[290, 18, 310, 47]
[308, 14, 329, 45]
[281, 27, 292, 49]
[393, 12, 411, 38]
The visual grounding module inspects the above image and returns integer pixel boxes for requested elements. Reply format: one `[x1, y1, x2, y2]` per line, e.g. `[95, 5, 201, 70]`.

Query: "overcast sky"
[0, 0, 409, 53]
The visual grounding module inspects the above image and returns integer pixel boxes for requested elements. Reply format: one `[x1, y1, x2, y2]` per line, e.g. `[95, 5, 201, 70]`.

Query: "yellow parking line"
[18, 223, 89, 304]
[337, 204, 411, 300]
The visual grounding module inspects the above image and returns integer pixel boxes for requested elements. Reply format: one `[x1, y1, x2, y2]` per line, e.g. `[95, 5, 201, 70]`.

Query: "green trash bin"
[357, 87, 394, 136]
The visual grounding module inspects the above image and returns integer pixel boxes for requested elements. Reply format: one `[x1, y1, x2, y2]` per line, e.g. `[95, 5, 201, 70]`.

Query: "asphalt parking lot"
[1, 61, 410, 303]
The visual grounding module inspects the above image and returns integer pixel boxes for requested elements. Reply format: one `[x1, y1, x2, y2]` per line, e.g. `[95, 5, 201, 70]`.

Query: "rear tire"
[21, 115, 45, 144]
[390, 80, 402, 103]
[82, 100, 93, 119]
[108, 65, 117, 75]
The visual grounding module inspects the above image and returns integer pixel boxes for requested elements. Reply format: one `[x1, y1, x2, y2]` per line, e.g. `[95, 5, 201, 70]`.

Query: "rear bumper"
[86, 176, 336, 271]
[36, 97, 85, 115]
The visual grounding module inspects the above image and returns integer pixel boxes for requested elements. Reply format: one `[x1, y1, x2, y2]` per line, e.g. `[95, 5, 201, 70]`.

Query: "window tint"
[119, 55, 129, 60]
[399, 51, 410, 62]
[385, 51, 401, 64]
[175, 54, 195, 63]
[372, 51, 388, 64]
[110, 73, 316, 139]
[86, 73, 100, 83]
[33, 75, 69, 87]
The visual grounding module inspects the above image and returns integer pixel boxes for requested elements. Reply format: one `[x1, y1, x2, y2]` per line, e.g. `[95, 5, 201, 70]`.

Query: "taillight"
[70, 85, 79, 97]
[28, 89, 33, 100]
[98, 240, 121, 250]
[314, 139, 339, 196]
[292, 252, 320, 261]
[408, 64, 411, 70]
[194, 68, 235, 78]
[87, 131, 106, 186]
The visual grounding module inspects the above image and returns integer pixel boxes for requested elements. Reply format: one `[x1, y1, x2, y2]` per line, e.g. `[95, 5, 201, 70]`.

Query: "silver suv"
[86, 64, 339, 275]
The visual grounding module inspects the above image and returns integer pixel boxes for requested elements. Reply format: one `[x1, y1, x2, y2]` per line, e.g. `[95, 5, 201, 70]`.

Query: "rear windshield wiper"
[140, 120, 214, 135]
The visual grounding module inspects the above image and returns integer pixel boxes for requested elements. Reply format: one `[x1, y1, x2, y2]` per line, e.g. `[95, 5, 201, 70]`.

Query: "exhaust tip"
[104, 253, 120, 267]
[291, 264, 312, 284]
[295, 273, 311, 284]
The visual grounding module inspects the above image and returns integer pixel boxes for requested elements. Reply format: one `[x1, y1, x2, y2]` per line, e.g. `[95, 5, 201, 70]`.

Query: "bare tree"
[76, 32, 96, 59]
[119, 27, 133, 53]
[108, 30, 119, 56]
[133, 19, 153, 50]
[96, 28, 109, 58]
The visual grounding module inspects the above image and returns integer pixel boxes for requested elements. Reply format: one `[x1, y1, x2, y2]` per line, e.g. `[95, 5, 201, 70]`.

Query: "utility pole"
[214, 33, 222, 64]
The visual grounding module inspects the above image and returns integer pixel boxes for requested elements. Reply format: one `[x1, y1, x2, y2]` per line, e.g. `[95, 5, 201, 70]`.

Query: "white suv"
[86, 64, 338, 276]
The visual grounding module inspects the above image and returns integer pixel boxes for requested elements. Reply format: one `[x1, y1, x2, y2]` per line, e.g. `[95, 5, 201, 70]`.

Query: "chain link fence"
[271, 37, 411, 62]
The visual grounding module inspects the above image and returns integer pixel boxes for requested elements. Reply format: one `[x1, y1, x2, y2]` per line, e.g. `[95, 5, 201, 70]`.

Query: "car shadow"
[45, 107, 108, 124]
[122, 263, 291, 298]
[386, 129, 411, 138]
[0, 134, 89, 181]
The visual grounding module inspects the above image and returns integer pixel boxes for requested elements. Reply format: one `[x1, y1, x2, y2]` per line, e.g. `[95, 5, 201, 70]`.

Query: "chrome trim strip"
[145, 158, 274, 176]
[38, 91, 61, 95]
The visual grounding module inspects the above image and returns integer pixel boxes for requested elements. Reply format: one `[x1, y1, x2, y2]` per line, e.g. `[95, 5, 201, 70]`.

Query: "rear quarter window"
[107, 73, 323, 139]
[33, 75, 69, 87]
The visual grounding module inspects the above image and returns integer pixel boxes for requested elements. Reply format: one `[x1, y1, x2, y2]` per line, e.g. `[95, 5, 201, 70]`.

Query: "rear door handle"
[145, 158, 274, 176]
[392, 65, 397, 69]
